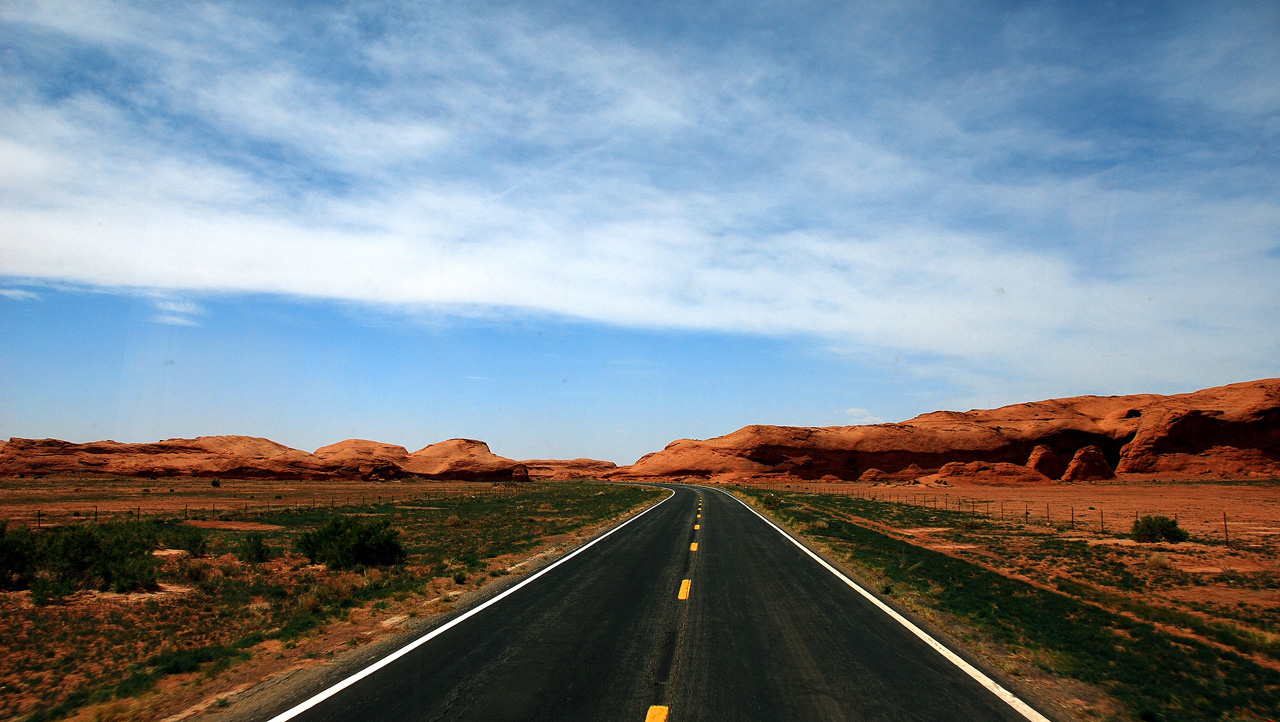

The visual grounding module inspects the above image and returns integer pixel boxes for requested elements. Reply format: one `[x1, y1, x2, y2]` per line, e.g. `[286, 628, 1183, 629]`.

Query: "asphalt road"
[270, 485, 1041, 722]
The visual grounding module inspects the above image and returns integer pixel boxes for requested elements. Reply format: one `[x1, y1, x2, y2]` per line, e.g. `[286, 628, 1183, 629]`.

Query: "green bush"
[295, 516, 406, 569]
[237, 533, 271, 564]
[0, 521, 38, 589]
[160, 524, 207, 557]
[1131, 515, 1189, 543]
[13, 521, 162, 603]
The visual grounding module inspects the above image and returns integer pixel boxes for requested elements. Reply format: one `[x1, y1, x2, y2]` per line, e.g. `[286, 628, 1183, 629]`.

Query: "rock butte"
[2, 378, 1277, 485]
[0, 436, 531, 483]
[605, 377, 1280, 485]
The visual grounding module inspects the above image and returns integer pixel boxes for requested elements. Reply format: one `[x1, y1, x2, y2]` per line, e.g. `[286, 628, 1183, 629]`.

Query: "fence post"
[1224, 512, 1230, 547]
[36, 510, 41, 528]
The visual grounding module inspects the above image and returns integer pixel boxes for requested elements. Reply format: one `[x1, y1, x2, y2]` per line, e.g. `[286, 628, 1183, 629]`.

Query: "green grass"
[739, 487, 1280, 722]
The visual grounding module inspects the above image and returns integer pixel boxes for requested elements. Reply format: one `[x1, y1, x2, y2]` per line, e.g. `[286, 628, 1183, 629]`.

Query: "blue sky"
[1, 1, 1277, 462]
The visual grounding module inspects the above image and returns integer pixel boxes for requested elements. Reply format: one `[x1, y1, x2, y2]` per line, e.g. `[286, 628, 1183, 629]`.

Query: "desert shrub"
[295, 516, 406, 569]
[763, 494, 782, 509]
[55, 522, 156, 591]
[1132, 515, 1189, 543]
[453, 571, 467, 584]
[160, 523, 207, 556]
[0, 521, 38, 589]
[237, 533, 270, 564]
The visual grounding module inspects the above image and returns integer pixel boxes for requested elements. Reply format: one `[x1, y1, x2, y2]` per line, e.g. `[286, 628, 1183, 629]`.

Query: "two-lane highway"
[268, 486, 1044, 721]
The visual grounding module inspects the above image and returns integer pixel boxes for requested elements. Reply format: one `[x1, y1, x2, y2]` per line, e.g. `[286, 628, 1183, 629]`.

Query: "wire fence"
[727, 481, 1248, 546]
[2, 481, 554, 529]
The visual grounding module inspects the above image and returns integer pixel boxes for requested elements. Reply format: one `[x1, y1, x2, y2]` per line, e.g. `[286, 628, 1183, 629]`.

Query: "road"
[268, 485, 1044, 722]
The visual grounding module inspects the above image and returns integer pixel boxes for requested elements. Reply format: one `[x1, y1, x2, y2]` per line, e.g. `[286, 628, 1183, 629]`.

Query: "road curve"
[266, 485, 1043, 722]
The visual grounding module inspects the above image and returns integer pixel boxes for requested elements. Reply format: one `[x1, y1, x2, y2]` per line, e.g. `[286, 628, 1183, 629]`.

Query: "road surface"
[268, 485, 1043, 721]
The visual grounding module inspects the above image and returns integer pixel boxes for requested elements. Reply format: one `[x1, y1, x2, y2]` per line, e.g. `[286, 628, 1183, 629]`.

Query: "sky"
[1, 0, 1278, 463]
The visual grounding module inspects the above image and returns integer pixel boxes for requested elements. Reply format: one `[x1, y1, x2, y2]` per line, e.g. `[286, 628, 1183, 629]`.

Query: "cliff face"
[520, 458, 618, 480]
[611, 378, 1280, 482]
[0, 436, 528, 482]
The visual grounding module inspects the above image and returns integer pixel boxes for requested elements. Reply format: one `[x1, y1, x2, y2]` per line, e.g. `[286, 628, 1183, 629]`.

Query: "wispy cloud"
[1, 1, 1277, 397]
[843, 408, 884, 425]
[0, 288, 40, 301]
[148, 297, 203, 325]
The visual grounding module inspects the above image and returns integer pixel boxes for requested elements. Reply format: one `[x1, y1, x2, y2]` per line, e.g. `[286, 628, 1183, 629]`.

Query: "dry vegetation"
[0, 476, 662, 722]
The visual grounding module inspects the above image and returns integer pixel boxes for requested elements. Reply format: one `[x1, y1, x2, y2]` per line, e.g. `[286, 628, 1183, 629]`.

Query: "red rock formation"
[610, 378, 1280, 482]
[858, 464, 926, 483]
[521, 458, 618, 480]
[0, 435, 528, 482]
[1026, 445, 1065, 479]
[938, 461, 1053, 485]
[1062, 445, 1115, 481]
[0, 436, 332, 479]
[402, 439, 525, 482]
[313, 439, 412, 480]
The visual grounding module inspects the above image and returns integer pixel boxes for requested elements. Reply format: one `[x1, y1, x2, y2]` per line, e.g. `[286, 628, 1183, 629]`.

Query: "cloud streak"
[1, 0, 1277, 397]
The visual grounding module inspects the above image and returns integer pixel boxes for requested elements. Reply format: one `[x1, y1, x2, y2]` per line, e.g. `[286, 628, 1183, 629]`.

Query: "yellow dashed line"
[690, 542, 698, 551]
[678, 579, 691, 600]
[694, 524, 699, 529]
[645, 705, 669, 722]
[697, 513, 701, 518]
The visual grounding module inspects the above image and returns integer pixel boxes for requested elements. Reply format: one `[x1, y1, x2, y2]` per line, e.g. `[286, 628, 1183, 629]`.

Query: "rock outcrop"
[609, 378, 1280, 482]
[1061, 445, 1116, 481]
[1026, 445, 1065, 479]
[313, 439, 412, 481]
[402, 439, 526, 482]
[521, 458, 618, 480]
[938, 461, 1054, 485]
[0, 435, 528, 482]
[0, 436, 332, 479]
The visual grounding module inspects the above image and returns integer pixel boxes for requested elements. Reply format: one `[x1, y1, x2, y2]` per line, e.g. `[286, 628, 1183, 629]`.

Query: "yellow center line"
[690, 542, 698, 551]
[697, 513, 701, 518]
[694, 524, 699, 529]
[645, 705, 669, 722]
[678, 579, 691, 600]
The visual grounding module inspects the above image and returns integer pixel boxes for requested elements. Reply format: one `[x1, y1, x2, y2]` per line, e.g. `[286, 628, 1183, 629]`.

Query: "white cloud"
[151, 313, 199, 326]
[0, 288, 39, 301]
[843, 408, 884, 425]
[0, 1, 1277, 398]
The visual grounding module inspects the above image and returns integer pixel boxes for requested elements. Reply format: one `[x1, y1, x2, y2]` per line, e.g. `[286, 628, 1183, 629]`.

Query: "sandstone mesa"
[2, 378, 1277, 485]
[606, 378, 1280, 484]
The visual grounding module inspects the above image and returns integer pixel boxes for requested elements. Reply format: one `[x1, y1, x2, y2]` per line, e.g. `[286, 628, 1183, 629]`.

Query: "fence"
[2, 481, 553, 530]
[727, 481, 1246, 546]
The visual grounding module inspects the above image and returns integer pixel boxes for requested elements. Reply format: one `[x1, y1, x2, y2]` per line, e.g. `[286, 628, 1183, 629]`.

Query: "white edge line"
[266, 488, 676, 722]
[714, 488, 1052, 722]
